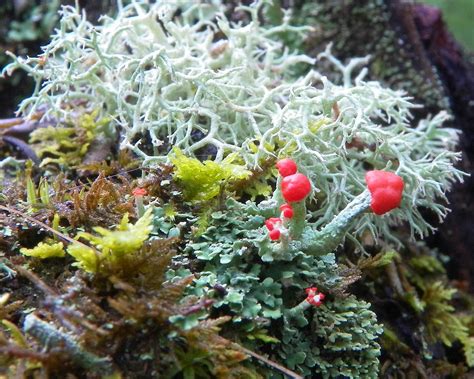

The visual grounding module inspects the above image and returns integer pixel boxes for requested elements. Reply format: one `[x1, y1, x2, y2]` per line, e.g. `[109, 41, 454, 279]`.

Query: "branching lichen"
[3, 1, 464, 245]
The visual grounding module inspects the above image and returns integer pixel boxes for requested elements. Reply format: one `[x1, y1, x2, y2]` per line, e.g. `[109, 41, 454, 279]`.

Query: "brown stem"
[0, 117, 23, 129]
[0, 344, 50, 362]
[385, 261, 404, 297]
[13, 265, 57, 297]
[0, 204, 95, 252]
[237, 345, 303, 379]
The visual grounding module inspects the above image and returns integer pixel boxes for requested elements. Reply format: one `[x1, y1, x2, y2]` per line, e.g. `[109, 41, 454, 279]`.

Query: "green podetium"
[268, 161, 405, 256]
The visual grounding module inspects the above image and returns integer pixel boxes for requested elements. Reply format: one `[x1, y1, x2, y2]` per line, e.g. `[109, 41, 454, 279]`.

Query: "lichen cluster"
[0, 1, 473, 378]
[4, 0, 464, 244]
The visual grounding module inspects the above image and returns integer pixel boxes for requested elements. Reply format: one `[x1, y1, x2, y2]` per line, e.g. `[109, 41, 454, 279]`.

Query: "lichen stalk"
[302, 190, 371, 256]
[286, 299, 312, 320]
[272, 175, 284, 204]
[135, 195, 145, 218]
[289, 201, 306, 239]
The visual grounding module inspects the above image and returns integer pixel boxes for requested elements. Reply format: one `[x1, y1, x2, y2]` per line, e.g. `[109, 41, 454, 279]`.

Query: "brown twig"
[14, 264, 110, 337]
[0, 204, 96, 252]
[385, 261, 404, 297]
[239, 345, 303, 379]
[220, 338, 303, 379]
[332, 101, 341, 120]
[0, 344, 50, 362]
[13, 265, 57, 297]
[0, 113, 44, 130]
[0, 117, 24, 129]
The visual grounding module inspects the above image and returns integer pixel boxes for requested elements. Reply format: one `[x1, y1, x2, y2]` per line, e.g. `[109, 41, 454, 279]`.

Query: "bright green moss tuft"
[20, 241, 65, 259]
[67, 208, 153, 273]
[170, 148, 250, 202]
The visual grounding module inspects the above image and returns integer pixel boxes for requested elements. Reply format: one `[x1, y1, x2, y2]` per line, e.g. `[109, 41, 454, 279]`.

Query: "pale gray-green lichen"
[295, 0, 450, 113]
[3, 1, 464, 245]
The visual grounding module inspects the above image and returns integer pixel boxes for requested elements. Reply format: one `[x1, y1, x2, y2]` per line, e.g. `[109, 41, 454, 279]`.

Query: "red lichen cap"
[280, 203, 294, 219]
[305, 287, 325, 307]
[281, 173, 311, 203]
[269, 229, 281, 241]
[265, 217, 282, 231]
[276, 159, 298, 177]
[365, 170, 404, 215]
[132, 187, 148, 197]
[307, 293, 325, 306]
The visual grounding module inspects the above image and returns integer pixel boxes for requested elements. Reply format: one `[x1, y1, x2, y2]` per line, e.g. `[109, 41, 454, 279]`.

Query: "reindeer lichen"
[3, 0, 464, 245]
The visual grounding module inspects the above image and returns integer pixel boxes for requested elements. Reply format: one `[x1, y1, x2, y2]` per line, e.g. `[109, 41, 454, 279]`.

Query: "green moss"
[421, 281, 468, 347]
[20, 241, 65, 259]
[29, 110, 111, 168]
[67, 208, 153, 273]
[171, 148, 250, 202]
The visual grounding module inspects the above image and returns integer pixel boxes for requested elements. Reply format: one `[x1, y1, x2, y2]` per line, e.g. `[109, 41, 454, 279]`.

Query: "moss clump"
[171, 148, 250, 202]
[20, 241, 65, 259]
[67, 208, 153, 273]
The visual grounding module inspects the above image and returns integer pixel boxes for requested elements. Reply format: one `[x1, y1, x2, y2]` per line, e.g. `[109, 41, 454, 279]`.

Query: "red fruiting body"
[265, 217, 281, 231]
[305, 287, 325, 307]
[132, 187, 148, 197]
[269, 229, 281, 241]
[276, 159, 298, 177]
[280, 203, 294, 219]
[265, 218, 284, 241]
[307, 293, 325, 306]
[281, 173, 311, 203]
[365, 170, 404, 215]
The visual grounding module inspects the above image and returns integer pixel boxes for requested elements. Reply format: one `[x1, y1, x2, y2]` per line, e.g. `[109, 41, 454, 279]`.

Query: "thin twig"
[0, 117, 24, 129]
[0, 113, 43, 129]
[0, 344, 50, 362]
[0, 204, 94, 251]
[332, 101, 340, 120]
[385, 261, 404, 297]
[239, 346, 303, 379]
[14, 265, 110, 337]
[222, 338, 303, 379]
[13, 265, 57, 297]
